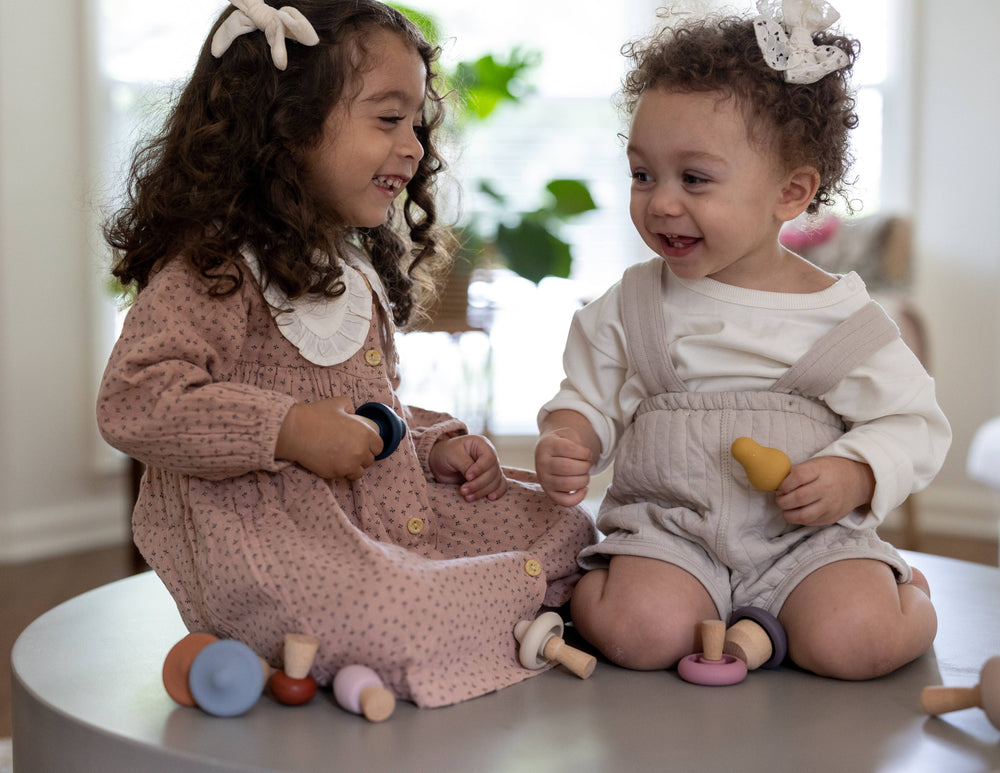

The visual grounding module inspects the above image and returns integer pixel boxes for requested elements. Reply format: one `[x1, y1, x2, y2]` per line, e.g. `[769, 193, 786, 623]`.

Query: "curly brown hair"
[104, 0, 454, 328]
[620, 11, 860, 213]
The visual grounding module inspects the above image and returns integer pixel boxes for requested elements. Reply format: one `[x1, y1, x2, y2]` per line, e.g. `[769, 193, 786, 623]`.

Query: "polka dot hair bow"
[753, 0, 850, 84]
[211, 0, 319, 71]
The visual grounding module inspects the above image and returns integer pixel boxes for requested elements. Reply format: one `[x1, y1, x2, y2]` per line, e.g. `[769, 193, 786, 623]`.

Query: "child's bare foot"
[908, 567, 930, 598]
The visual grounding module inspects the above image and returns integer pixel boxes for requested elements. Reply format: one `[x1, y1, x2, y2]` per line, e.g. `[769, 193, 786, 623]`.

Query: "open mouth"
[373, 175, 406, 193]
[661, 233, 700, 250]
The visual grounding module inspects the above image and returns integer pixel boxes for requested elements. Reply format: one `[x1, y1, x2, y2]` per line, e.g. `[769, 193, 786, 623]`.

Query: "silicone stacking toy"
[188, 639, 268, 717]
[163, 633, 268, 717]
[731, 437, 791, 492]
[724, 607, 788, 671]
[922, 656, 1000, 730]
[678, 620, 748, 686]
[356, 402, 406, 460]
[269, 633, 320, 706]
[333, 665, 396, 722]
[513, 611, 597, 679]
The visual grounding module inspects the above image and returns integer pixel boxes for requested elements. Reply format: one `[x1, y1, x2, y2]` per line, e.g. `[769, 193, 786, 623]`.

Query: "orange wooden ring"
[162, 632, 219, 707]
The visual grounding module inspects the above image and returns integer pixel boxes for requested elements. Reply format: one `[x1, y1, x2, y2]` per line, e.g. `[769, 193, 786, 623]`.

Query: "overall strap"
[621, 259, 688, 395]
[771, 301, 900, 398]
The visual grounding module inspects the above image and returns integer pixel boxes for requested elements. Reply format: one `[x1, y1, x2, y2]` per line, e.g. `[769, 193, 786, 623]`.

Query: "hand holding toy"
[514, 611, 597, 679]
[731, 437, 791, 491]
[356, 402, 406, 460]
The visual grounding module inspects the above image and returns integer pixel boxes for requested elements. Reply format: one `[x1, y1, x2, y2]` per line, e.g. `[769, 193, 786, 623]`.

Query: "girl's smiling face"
[627, 87, 805, 288]
[302, 28, 426, 229]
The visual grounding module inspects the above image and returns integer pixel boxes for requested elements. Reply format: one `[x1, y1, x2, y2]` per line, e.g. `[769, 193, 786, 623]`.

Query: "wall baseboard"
[1, 476, 996, 565]
[0, 494, 130, 564]
[893, 483, 1000, 541]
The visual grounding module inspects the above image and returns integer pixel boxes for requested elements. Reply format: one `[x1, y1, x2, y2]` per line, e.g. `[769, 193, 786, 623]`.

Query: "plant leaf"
[545, 179, 597, 218]
[496, 221, 572, 284]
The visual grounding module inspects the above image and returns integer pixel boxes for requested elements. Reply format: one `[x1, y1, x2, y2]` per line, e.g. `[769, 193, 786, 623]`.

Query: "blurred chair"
[782, 214, 927, 549]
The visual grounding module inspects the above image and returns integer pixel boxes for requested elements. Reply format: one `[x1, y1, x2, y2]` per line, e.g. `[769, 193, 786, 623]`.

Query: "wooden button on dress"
[364, 349, 382, 367]
[406, 517, 425, 535]
[524, 559, 542, 577]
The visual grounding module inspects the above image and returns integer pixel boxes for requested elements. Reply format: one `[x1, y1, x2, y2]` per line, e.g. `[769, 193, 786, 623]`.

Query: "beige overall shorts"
[578, 260, 912, 619]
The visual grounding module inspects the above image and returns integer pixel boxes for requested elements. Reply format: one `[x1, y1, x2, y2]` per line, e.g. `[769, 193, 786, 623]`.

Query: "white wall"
[908, 0, 1000, 536]
[0, 0, 128, 562]
[0, 0, 996, 563]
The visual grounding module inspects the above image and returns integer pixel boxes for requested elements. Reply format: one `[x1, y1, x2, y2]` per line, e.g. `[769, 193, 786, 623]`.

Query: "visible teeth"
[374, 176, 402, 191]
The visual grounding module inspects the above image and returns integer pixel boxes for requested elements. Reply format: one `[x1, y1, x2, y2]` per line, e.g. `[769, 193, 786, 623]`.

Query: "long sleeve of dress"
[97, 261, 296, 480]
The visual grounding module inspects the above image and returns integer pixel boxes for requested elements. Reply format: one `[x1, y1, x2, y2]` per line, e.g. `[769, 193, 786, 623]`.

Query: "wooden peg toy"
[356, 402, 407, 460]
[922, 656, 1000, 730]
[678, 620, 748, 686]
[333, 665, 396, 722]
[723, 607, 788, 671]
[731, 437, 791, 492]
[269, 633, 320, 706]
[514, 611, 597, 679]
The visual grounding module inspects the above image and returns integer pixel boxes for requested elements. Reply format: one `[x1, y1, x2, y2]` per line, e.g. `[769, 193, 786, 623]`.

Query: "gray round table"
[12, 550, 1000, 772]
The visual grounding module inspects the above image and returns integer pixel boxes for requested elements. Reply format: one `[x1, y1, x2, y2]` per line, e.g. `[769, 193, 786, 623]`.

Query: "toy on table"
[332, 664, 396, 722]
[513, 611, 597, 679]
[269, 633, 320, 706]
[162, 632, 269, 717]
[678, 619, 748, 686]
[162, 632, 219, 707]
[356, 402, 406, 460]
[921, 656, 1000, 730]
[731, 437, 791, 492]
[723, 607, 787, 671]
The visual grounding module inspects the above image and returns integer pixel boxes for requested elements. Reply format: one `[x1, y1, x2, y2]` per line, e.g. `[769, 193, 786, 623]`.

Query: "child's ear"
[775, 166, 821, 222]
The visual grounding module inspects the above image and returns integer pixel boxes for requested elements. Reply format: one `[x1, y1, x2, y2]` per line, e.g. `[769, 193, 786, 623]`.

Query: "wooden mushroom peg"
[731, 437, 791, 492]
[678, 620, 748, 686]
[333, 665, 396, 722]
[513, 611, 596, 679]
[269, 633, 320, 706]
[723, 607, 788, 671]
[922, 656, 1000, 730]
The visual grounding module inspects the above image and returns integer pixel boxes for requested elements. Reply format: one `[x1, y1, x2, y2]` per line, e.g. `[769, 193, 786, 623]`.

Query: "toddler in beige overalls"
[578, 260, 912, 620]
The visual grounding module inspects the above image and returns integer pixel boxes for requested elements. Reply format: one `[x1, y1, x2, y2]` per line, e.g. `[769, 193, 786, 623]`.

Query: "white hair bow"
[211, 0, 320, 71]
[753, 0, 850, 84]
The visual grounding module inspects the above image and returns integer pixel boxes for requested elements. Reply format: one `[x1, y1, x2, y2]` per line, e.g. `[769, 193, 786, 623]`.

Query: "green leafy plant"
[393, 4, 597, 284]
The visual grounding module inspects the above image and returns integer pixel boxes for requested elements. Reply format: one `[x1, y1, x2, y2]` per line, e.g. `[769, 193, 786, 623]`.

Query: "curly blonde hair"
[620, 11, 861, 213]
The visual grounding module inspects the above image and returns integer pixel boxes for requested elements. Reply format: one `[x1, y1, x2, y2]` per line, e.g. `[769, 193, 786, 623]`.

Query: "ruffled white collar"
[242, 246, 393, 366]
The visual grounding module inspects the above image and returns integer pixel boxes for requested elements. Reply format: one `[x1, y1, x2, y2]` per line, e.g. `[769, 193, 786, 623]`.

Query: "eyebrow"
[626, 142, 728, 167]
[361, 89, 423, 107]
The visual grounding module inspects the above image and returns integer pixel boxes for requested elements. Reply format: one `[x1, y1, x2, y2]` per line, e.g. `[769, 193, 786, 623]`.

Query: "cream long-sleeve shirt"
[539, 266, 951, 520]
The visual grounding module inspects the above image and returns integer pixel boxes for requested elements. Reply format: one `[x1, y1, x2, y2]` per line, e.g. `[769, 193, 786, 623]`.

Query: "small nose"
[648, 182, 683, 217]
[401, 125, 424, 162]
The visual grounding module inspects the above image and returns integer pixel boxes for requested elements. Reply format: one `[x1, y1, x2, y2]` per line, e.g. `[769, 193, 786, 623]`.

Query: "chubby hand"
[429, 434, 508, 501]
[535, 428, 593, 507]
[275, 397, 383, 481]
[775, 456, 875, 526]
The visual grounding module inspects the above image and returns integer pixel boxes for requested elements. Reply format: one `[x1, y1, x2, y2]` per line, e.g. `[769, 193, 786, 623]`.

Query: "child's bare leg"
[570, 555, 717, 670]
[778, 559, 937, 680]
